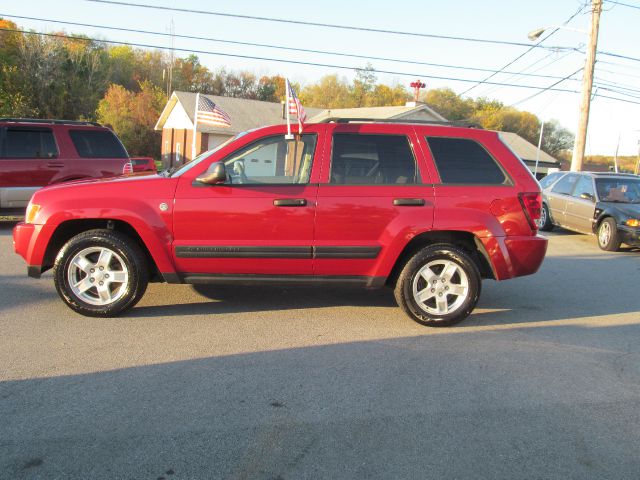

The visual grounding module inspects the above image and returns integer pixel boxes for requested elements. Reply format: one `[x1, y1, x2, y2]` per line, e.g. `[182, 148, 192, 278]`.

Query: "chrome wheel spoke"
[109, 271, 128, 284]
[441, 262, 458, 282]
[73, 277, 94, 294]
[419, 267, 437, 284]
[97, 249, 113, 268]
[416, 287, 436, 303]
[436, 296, 449, 314]
[449, 284, 467, 297]
[97, 285, 112, 303]
[72, 255, 92, 273]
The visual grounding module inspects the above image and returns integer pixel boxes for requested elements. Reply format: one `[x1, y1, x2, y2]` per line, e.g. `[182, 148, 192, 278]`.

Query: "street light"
[527, 25, 587, 42]
[527, 0, 603, 172]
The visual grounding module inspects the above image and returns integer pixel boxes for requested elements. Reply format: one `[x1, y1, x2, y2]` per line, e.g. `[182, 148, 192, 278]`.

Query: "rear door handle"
[273, 198, 307, 207]
[393, 198, 426, 206]
[47, 162, 64, 168]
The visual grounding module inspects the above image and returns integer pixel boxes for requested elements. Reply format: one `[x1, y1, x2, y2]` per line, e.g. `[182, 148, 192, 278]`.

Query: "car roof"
[0, 118, 104, 128]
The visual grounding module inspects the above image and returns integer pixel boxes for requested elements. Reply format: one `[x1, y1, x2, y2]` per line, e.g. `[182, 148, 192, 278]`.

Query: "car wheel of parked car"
[537, 203, 554, 231]
[394, 244, 481, 327]
[597, 218, 621, 252]
[54, 229, 148, 317]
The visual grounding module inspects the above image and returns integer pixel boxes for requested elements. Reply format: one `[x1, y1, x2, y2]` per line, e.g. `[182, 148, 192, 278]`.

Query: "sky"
[2, 0, 640, 155]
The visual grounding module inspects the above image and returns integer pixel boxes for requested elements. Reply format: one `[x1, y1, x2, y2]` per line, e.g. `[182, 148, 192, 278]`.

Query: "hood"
[39, 172, 164, 192]
[600, 201, 640, 218]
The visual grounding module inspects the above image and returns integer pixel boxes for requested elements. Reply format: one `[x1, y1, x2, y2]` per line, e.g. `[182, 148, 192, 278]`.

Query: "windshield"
[162, 133, 246, 178]
[595, 177, 640, 203]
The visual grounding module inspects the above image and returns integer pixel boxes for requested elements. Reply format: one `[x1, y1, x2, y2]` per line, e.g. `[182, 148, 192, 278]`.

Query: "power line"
[460, 3, 586, 96]
[82, 0, 580, 52]
[510, 68, 584, 107]
[0, 13, 583, 82]
[607, 0, 640, 9]
[4, 27, 639, 106]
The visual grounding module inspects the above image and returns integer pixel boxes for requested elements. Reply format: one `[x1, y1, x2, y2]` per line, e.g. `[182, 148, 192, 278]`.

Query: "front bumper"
[13, 222, 45, 278]
[619, 225, 640, 247]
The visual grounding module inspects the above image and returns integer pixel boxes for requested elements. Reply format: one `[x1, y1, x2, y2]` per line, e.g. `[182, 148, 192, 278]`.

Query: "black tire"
[538, 203, 554, 231]
[597, 217, 621, 252]
[394, 244, 481, 327]
[53, 229, 148, 317]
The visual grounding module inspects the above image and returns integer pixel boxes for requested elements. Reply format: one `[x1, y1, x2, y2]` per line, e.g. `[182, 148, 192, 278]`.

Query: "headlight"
[25, 203, 41, 224]
[625, 219, 640, 227]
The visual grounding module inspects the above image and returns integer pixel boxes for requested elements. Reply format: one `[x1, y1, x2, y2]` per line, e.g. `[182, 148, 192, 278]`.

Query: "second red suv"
[13, 120, 547, 326]
[0, 118, 132, 217]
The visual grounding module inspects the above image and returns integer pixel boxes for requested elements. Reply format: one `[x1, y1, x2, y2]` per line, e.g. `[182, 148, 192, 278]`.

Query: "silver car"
[538, 172, 640, 251]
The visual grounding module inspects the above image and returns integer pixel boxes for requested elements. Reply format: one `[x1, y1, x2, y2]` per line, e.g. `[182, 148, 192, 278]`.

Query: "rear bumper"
[481, 234, 548, 280]
[13, 222, 47, 278]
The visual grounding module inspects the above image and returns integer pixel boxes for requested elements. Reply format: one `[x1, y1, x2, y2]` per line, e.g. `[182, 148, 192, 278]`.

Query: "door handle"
[47, 162, 64, 168]
[393, 198, 425, 206]
[273, 198, 307, 207]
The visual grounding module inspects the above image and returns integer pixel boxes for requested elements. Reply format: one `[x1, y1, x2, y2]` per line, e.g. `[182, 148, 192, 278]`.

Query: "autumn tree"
[96, 81, 166, 157]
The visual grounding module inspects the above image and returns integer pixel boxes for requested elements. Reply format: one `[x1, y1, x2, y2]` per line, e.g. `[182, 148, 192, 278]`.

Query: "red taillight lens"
[122, 161, 133, 174]
[519, 192, 542, 230]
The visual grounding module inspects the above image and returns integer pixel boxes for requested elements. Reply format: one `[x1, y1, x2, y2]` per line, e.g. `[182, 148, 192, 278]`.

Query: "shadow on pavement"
[1, 322, 639, 479]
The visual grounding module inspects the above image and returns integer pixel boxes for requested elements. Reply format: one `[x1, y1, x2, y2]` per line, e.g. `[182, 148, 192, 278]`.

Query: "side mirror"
[580, 192, 594, 202]
[196, 163, 227, 185]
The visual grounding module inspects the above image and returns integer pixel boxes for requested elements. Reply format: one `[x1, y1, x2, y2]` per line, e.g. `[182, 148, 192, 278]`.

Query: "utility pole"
[570, 0, 603, 172]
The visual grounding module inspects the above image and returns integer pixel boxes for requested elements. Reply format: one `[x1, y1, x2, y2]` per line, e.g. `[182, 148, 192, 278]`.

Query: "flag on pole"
[192, 93, 231, 161]
[195, 95, 232, 128]
[285, 78, 306, 135]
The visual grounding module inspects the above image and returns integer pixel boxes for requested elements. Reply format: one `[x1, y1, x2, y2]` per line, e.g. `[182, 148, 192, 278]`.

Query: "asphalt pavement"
[1, 223, 639, 479]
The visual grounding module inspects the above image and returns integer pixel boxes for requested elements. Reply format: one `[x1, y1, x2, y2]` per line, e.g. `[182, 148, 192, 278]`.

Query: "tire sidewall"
[597, 218, 620, 251]
[54, 230, 146, 316]
[398, 245, 481, 327]
[539, 203, 553, 231]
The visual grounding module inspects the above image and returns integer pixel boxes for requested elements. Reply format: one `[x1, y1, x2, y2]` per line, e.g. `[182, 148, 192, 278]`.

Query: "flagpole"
[285, 79, 293, 140]
[191, 92, 199, 162]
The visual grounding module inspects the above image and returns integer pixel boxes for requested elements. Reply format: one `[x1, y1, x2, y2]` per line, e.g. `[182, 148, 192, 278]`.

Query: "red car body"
[14, 122, 547, 287]
[130, 157, 157, 173]
[0, 119, 132, 213]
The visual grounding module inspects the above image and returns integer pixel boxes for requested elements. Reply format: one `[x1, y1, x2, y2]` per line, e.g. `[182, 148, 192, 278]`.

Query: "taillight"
[122, 161, 133, 174]
[519, 192, 542, 230]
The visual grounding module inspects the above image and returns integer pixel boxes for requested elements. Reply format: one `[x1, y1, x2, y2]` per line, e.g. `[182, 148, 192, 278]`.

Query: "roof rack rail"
[316, 117, 482, 129]
[0, 118, 102, 127]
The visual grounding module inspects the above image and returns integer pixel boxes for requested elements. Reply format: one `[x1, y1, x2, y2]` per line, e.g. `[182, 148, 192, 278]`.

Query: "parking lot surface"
[1, 224, 639, 479]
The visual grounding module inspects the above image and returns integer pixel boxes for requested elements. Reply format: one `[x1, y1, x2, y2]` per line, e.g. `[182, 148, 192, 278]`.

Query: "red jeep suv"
[1, 118, 132, 218]
[13, 120, 547, 326]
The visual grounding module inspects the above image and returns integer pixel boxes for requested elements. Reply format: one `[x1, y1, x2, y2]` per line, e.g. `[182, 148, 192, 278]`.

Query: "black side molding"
[175, 246, 311, 259]
[180, 274, 386, 289]
[175, 245, 382, 260]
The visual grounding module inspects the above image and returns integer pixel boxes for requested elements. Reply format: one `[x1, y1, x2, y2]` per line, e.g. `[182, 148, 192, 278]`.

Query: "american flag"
[286, 78, 306, 132]
[195, 95, 231, 128]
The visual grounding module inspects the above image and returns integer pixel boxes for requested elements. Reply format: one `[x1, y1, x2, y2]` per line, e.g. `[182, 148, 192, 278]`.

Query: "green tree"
[423, 88, 475, 120]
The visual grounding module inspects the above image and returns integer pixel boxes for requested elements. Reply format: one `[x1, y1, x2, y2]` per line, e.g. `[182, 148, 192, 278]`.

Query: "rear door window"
[69, 130, 128, 158]
[330, 134, 419, 185]
[1, 128, 58, 158]
[551, 173, 579, 195]
[426, 137, 508, 185]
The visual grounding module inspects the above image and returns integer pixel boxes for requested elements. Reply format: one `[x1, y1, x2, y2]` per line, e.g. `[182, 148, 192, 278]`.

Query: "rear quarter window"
[426, 137, 508, 185]
[69, 129, 128, 158]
